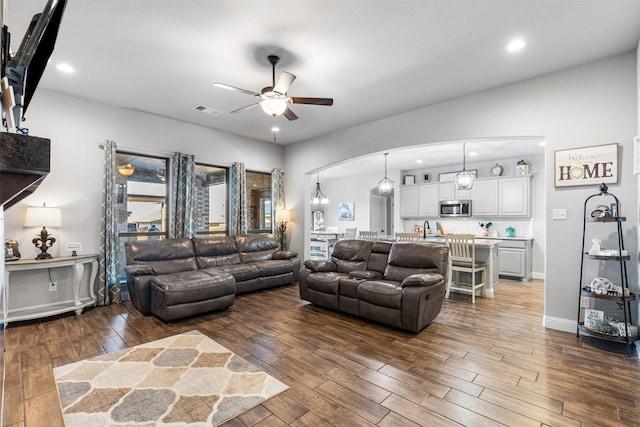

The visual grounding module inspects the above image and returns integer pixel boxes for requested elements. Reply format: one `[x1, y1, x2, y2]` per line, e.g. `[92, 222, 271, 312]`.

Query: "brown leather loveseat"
[124, 234, 299, 321]
[299, 239, 448, 333]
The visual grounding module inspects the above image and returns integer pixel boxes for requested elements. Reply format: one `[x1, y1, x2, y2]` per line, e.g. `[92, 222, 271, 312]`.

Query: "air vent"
[192, 105, 223, 116]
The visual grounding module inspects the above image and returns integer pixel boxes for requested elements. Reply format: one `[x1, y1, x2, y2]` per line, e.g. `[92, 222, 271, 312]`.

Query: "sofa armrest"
[349, 270, 382, 280]
[124, 264, 156, 276]
[401, 273, 443, 288]
[273, 250, 298, 260]
[303, 259, 337, 272]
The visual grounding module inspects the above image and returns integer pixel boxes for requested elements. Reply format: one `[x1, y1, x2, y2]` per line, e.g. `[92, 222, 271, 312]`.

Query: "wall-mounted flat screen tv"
[2, 0, 67, 130]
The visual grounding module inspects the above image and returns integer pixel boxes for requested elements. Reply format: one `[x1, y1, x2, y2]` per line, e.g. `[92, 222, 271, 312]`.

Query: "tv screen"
[2, 0, 67, 129]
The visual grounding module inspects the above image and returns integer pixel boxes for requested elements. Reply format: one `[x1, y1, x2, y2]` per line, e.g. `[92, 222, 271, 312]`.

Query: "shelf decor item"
[577, 183, 636, 356]
[403, 175, 415, 185]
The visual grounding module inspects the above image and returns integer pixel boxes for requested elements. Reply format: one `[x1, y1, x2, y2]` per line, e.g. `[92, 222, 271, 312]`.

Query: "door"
[370, 188, 394, 236]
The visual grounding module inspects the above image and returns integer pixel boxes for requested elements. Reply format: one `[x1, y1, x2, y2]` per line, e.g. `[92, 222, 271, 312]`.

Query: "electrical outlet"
[49, 282, 57, 292]
[67, 242, 82, 252]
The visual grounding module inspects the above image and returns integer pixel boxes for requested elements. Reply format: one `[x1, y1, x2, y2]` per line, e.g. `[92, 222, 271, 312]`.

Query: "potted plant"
[479, 222, 492, 237]
[516, 159, 529, 175]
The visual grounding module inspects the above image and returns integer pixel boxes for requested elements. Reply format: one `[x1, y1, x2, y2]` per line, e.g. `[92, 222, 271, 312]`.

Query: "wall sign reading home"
[554, 143, 618, 187]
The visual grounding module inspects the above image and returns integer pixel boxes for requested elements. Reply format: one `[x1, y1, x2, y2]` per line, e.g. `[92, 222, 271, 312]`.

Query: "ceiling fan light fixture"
[260, 98, 287, 116]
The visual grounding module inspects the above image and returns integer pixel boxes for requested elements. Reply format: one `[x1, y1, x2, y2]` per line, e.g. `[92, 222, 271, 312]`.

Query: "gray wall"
[284, 51, 637, 331]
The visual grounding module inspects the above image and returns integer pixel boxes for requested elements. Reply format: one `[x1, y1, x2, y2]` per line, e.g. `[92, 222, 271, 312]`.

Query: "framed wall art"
[554, 143, 618, 187]
[403, 175, 415, 185]
[338, 202, 355, 221]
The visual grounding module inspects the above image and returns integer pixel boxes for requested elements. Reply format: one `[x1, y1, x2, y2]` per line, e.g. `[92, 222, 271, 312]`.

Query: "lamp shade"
[118, 163, 135, 176]
[25, 205, 62, 227]
[276, 209, 291, 223]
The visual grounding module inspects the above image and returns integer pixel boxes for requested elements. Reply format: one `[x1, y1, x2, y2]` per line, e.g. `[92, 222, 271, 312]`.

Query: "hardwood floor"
[3, 278, 640, 426]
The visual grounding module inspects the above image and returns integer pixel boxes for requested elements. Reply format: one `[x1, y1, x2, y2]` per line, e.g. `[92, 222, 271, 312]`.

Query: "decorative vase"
[482, 228, 489, 237]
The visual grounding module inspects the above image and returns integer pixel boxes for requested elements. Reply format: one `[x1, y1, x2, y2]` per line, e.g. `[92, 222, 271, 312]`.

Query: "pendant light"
[454, 143, 475, 190]
[311, 173, 329, 204]
[378, 152, 394, 195]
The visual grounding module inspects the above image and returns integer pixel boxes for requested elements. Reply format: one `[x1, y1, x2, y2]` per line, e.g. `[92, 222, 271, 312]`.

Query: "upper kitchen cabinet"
[472, 179, 499, 216]
[473, 175, 531, 217]
[439, 181, 472, 201]
[400, 183, 439, 218]
[499, 176, 531, 216]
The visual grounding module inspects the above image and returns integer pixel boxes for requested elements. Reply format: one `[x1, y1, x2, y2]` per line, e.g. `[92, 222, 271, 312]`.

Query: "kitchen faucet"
[423, 220, 430, 238]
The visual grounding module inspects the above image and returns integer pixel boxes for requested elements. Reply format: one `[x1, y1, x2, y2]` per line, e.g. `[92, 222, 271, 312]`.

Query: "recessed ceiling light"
[416, 159, 423, 163]
[271, 126, 280, 132]
[56, 63, 75, 73]
[469, 151, 478, 156]
[538, 141, 546, 146]
[506, 38, 527, 53]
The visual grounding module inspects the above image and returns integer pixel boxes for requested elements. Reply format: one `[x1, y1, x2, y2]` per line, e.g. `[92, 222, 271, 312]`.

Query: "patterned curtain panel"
[169, 152, 196, 238]
[98, 140, 122, 306]
[229, 162, 247, 235]
[271, 168, 285, 240]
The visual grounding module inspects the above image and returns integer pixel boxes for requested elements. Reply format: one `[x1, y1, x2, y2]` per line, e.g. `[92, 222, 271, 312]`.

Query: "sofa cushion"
[235, 234, 279, 263]
[357, 280, 403, 309]
[193, 236, 241, 268]
[305, 272, 346, 294]
[384, 243, 446, 282]
[204, 264, 259, 282]
[125, 238, 197, 275]
[330, 240, 373, 273]
[151, 270, 235, 306]
[339, 276, 364, 298]
[252, 259, 294, 277]
[366, 242, 392, 274]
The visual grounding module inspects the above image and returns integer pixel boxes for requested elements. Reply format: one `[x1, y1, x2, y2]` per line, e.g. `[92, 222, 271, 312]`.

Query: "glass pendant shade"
[311, 174, 328, 204]
[378, 152, 394, 195]
[455, 143, 475, 190]
[260, 98, 287, 116]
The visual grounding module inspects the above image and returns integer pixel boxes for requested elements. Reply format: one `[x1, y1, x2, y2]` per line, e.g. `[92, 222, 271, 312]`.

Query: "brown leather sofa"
[299, 239, 448, 333]
[124, 234, 299, 321]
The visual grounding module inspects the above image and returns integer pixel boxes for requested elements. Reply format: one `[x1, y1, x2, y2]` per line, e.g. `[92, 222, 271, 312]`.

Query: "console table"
[4, 254, 98, 324]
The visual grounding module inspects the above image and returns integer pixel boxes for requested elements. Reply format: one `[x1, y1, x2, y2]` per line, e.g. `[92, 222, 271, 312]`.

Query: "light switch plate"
[552, 209, 567, 220]
[67, 242, 82, 251]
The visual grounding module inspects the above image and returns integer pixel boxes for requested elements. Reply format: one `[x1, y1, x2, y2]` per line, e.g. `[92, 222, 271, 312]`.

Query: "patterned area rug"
[53, 330, 288, 426]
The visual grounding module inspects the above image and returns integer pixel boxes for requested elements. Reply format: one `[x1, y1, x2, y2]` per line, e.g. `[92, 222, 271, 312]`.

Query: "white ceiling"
[6, 1, 640, 175]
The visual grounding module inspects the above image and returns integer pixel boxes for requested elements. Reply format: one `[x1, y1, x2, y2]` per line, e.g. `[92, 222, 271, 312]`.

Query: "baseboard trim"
[532, 271, 545, 280]
[543, 315, 576, 333]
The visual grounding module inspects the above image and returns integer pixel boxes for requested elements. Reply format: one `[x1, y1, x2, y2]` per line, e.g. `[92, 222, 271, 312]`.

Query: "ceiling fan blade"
[213, 82, 260, 97]
[230, 103, 259, 114]
[290, 97, 333, 106]
[283, 107, 298, 121]
[273, 71, 296, 95]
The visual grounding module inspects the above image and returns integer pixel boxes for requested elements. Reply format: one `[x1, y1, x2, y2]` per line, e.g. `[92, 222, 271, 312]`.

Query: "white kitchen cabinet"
[399, 185, 419, 217]
[472, 179, 499, 216]
[498, 239, 532, 280]
[439, 182, 471, 201]
[400, 184, 439, 218]
[499, 176, 531, 216]
[471, 176, 531, 218]
[418, 184, 439, 216]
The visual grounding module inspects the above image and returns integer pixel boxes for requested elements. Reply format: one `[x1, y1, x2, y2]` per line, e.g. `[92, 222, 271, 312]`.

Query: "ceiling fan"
[213, 55, 333, 121]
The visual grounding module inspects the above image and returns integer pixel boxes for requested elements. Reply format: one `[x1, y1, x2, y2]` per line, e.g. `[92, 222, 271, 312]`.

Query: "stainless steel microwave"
[439, 200, 472, 217]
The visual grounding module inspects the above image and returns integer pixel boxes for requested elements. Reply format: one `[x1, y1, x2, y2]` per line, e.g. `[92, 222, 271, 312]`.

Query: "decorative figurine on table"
[479, 222, 492, 237]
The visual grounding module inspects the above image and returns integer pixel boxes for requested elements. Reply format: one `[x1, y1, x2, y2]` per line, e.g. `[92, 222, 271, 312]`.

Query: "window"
[194, 163, 228, 236]
[115, 152, 169, 284]
[246, 171, 272, 233]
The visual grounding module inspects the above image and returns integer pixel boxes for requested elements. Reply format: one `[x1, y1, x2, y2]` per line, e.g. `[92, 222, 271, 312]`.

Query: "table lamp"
[275, 209, 291, 249]
[24, 203, 62, 260]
